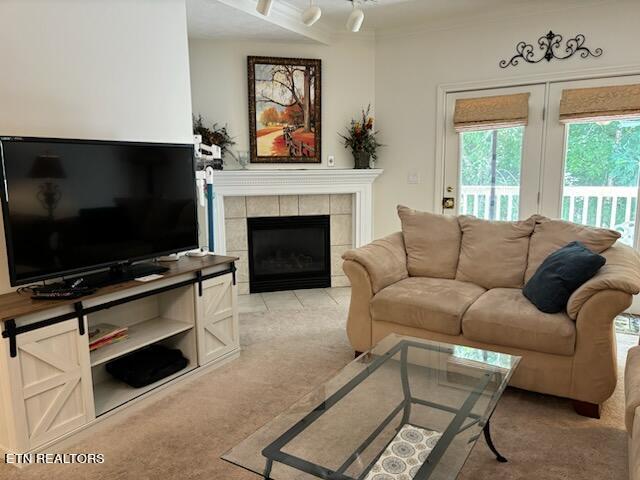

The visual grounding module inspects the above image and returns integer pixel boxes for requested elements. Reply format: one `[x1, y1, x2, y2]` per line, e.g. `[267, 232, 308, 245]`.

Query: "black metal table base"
[260, 341, 510, 480]
[264, 459, 273, 479]
[483, 419, 507, 463]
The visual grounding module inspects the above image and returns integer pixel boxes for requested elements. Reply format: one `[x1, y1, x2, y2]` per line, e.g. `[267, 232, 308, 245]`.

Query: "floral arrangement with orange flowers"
[339, 105, 383, 161]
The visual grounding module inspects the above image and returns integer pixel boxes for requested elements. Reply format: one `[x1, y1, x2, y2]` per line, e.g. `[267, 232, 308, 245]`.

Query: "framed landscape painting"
[248, 56, 321, 164]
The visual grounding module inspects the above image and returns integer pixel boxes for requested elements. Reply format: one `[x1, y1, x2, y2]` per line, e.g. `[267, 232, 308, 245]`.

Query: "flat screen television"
[0, 136, 198, 286]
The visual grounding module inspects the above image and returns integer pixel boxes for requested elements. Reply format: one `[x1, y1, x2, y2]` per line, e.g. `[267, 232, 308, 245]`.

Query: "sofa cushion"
[371, 277, 485, 335]
[524, 215, 620, 282]
[455, 215, 535, 289]
[397, 205, 461, 278]
[462, 288, 576, 356]
[523, 241, 606, 314]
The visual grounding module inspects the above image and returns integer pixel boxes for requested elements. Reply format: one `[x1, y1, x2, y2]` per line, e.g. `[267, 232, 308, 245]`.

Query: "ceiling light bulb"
[302, 4, 322, 26]
[256, 0, 274, 16]
[346, 6, 365, 32]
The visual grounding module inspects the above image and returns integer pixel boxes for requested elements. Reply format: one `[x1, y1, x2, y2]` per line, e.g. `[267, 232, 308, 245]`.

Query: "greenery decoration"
[339, 105, 383, 161]
[192, 115, 236, 156]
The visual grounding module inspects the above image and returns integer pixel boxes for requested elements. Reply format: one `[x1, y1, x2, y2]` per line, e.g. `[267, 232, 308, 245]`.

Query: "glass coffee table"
[223, 334, 520, 480]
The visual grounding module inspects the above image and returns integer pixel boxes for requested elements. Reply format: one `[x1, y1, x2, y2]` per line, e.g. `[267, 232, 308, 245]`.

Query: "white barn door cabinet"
[6, 318, 94, 452]
[196, 274, 239, 366]
[0, 256, 239, 456]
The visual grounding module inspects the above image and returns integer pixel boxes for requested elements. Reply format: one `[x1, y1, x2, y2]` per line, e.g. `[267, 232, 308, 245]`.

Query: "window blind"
[453, 93, 530, 132]
[559, 83, 640, 123]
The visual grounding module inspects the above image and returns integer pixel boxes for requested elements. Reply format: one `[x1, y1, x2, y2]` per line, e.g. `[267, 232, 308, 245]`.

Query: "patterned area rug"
[364, 425, 442, 480]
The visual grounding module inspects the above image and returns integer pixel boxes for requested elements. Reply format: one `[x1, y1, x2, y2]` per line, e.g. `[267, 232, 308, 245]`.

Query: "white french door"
[442, 84, 546, 220]
[443, 77, 640, 248]
[541, 75, 640, 249]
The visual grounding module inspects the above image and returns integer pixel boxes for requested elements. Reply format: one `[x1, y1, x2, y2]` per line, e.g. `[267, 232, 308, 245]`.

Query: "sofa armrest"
[342, 232, 408, 294]
[343, 260, 374, 352]
[567, 243, 640, 320]
[570, 289, 631, 404]
[626, 346, 640, 435]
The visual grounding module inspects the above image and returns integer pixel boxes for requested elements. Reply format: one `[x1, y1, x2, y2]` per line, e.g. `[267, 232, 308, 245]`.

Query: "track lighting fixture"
[346, 1, 365, 32]
[301, 1, 322, 26]
[256, 0, 274, 16]
[257, 0, 367, 32]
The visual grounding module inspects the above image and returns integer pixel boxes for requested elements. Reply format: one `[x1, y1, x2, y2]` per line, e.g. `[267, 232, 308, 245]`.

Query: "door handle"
[443, 197, 455, 209]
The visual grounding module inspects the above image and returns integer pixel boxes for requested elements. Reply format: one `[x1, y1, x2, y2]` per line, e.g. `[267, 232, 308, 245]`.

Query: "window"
[459, 127, 524, 221]
[562, 119, 640, 245]
[443, 85, 545, 221]
[444, 77, 640, 248]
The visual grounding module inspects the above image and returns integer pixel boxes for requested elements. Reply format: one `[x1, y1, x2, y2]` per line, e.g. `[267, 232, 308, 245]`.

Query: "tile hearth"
[238, 287, 351, 313]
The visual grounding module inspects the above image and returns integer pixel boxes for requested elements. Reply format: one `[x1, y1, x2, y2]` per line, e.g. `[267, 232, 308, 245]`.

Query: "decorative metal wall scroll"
[499, 31, 603, 68]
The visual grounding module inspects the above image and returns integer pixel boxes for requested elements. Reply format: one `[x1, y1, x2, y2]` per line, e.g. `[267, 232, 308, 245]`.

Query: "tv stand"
[68, 262, 169, 289]
[0, 255, 239, 457]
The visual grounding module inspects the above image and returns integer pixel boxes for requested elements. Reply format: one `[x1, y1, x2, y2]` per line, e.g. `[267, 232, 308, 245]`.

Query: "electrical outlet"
[327, 155, 335, 167]
[407, 171, 420, 184]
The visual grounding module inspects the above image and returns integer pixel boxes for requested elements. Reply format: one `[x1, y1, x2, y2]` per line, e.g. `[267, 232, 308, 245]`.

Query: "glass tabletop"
[223, 334, 520, 480]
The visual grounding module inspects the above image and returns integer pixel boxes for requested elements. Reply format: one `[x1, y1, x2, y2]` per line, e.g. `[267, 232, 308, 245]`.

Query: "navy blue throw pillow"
[523, 241, 606, 314]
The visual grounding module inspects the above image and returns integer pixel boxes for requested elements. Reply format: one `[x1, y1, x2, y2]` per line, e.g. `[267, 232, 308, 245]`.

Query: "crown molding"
[332, 30, 376, 42]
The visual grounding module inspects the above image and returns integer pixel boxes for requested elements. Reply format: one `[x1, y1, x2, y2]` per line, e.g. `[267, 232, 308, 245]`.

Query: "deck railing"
[459, 185, 637, 243]
[459, 186, 520, 221]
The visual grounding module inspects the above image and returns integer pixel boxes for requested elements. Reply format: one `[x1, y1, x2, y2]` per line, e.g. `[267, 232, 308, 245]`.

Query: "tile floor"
[238, 287, 351, 313]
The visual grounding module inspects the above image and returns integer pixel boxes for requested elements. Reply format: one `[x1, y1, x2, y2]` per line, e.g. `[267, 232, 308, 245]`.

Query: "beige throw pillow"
[456, 215, 536, 289]
[524, 215, 621, 282]
[397, 205, 461, 278]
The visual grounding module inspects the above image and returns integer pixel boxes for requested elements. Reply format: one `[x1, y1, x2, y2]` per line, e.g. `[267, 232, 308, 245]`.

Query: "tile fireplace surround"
[211, 169, 383, 295]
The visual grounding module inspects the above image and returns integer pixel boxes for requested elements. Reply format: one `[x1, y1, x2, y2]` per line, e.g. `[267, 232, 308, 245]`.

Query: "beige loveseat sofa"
[343, 207, 640, 417]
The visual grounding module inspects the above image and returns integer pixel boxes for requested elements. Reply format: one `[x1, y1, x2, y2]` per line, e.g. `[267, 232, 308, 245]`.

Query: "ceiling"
[187, 0, 311, 42]
[282, 0, 582, 31]
[187, 0, 609, 42]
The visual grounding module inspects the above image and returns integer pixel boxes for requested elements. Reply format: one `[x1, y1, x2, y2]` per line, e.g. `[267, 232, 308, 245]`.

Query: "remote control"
[31, 288, 96, 300]
[32, 292, 85, 300]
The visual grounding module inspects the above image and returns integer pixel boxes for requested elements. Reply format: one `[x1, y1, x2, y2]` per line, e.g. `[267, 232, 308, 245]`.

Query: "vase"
[354, 152, 371, 169]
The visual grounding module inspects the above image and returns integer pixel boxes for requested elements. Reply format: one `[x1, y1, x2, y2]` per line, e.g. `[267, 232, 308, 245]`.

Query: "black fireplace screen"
[247, 215, 331, 293]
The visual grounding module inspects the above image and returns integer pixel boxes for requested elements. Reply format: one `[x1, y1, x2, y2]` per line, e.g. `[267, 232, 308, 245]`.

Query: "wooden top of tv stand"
[0, 255, 238, 323]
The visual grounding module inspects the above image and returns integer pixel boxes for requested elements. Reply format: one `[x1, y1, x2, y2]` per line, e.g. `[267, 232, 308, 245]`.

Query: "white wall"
[374, 0, 640, 237]
[0, 0, 193, 293]
[188, 36, 376, 169]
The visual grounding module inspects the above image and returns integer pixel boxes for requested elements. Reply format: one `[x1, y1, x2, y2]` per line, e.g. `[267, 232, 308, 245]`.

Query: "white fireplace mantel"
[211, 169, 383, 254]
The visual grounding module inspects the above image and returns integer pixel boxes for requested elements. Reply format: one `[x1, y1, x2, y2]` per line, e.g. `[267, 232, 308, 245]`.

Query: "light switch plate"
[408, 171, 420, 184]
[327, 155, 335, 167]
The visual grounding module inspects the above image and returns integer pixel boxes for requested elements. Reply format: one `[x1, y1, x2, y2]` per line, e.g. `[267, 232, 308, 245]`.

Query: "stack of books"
[89, 323, 128, 351]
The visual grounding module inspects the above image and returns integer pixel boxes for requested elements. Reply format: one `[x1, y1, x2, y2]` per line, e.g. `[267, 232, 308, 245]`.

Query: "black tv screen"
[0, 137, 198, 286]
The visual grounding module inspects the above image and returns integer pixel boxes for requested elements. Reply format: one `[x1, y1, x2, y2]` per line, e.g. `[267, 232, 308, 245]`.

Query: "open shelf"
[93, 365, 196, 416]
[90, 317, 193, 367]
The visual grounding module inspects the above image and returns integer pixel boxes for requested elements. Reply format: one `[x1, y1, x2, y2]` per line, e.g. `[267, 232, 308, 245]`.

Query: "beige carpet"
[0, 305, 634, 479]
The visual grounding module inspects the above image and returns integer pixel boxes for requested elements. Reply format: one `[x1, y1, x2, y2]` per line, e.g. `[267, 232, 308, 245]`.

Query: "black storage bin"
[106, 344, 188, 388]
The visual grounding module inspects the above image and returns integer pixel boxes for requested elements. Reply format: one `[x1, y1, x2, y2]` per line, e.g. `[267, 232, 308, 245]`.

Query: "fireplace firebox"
[247, 215, 331, 293]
